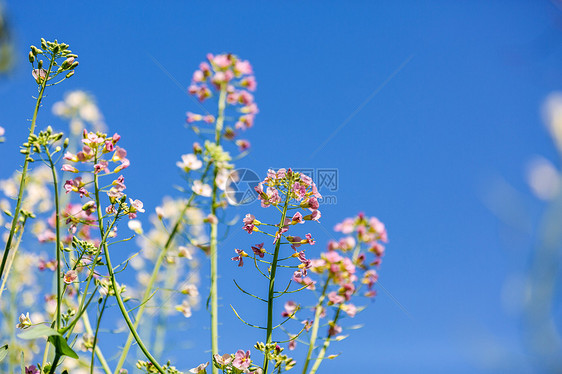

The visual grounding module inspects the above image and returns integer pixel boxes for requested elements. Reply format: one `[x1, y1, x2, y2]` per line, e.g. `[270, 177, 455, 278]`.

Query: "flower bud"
[28, 51, 35, 63]
[66, 71, 75, 79]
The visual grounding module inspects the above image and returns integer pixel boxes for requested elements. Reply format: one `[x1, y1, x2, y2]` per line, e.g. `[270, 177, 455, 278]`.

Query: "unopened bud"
[28, 51, 35, 63]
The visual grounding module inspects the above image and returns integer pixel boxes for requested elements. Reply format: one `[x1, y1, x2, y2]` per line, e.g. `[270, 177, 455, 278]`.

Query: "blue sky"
[1, 1, 562, 373]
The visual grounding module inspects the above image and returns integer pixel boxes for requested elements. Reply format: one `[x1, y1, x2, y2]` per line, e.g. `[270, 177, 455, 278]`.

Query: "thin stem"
[0, 217, 27, 300]
[91, 296, 108, 374]
[46, 147, 62, 330]
[0, 55, 55, 292]
[210, 83, 227, 373]
[263, 191, 292, 374]
[309, 306, 342, 374]
[302, 277, 331, 374]
[93, 165, 165, 374]
[113, 197, 195, 373]
[82, 311, 112, 374]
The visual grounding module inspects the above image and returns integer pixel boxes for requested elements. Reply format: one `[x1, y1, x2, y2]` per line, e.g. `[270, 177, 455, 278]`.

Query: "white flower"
[192, 180, 212, 197]
[128, 220, 143, 234]
[176, 300, 192, 318]
[177, 153, 203, 171]
[189, 362, 209, 374]
[178, 246, 193, 260]
[16, 312, 32, 329]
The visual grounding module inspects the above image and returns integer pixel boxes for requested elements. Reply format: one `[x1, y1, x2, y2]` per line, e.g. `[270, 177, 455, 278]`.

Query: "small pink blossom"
[32, 68, 47, 83]
[231, 249, 248, 267]
[251, 242, 265, 258]
[232, 350, 251, 370]
[63, 270, 78, 284]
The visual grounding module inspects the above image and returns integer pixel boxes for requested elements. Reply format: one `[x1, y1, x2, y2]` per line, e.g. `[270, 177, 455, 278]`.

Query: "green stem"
[46, 148, 62, 330]
[93, 166, 165, 374]
[113, 195, 198, 373]
[309, 306, 342, 374]
[48, 351, 61, 374]
[0, 56, 55, 293]
[91, 295, 108, 374]
[301, 277, 331, 374]
[210, 83, 227, 374]
[82, 311, 112, 374]
[263, 191, 292, 374]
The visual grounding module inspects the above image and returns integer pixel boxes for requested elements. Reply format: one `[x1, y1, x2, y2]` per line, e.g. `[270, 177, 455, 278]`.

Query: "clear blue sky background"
[1, 1, 562, 373]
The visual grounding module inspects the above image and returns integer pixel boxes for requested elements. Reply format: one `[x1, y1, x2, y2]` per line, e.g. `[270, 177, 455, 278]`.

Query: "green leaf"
[0, 344, 8, 362]
[17, 325, 59, 340]
[47, 335, 78, 359]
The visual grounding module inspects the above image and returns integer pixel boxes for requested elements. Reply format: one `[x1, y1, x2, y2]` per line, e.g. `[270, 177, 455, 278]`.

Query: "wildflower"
[64, 270, 78, 284]
[178, 246, 193, 260]
[328, 323, 342, 337]
[231, 249, 248, 267]
[291, 211, 304, 224]
[127, 220, 143, 234]
[64, 177, 89, 197]
[281, 300, 298, 318]
[213, 353, 233, 367]
[32, 68, 47, 83]
[232, 350, 251, 370]
[61, 164, 78, 173]
[25, 366, 39, 374]
[189, 362, 209, 374]
[235, 139, 251, 151]
[181, 284, 199, 296]
[204, 214, 218, 224]
[243, 213, 258, 233]
[128, 199, 145, 219]
[251, 242, 265, 258]
[176, 300, 192, 318]
[304, 209, 321, 222]
[16, 313, 32, 329]
[177, 153, 203, 171]
[328, 292, 345, 305]
[192, 180, 212, 197]
[288, 339, 297, 350]
[341, 303, 358, 317]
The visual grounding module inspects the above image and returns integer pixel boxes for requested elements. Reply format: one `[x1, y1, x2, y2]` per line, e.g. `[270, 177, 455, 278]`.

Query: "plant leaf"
[17, 325, 59, 340]
[48, 335, 78, 359]
[0, 344, 8, 362]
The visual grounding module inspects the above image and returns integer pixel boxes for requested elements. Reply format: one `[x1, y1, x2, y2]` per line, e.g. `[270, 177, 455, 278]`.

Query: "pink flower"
[342, 303, 358, 317]
[251, 242, 265, 258]
[281, 300, 298, 318]
[288, 339, 297, 350]
[234, 60, 253, 75]
[242, 213, 257, 233]
[235, 139, 251, 151]
[231, 249, 248, 267]
[304, 209, 321, 222]
[328, 323, 342, 337]
[32, 68, 47, 83]
[25, 365, 39, 374]
[291, 212, 304, 224]
[61, 164, 78, 173]
[232, 350, 251, 370]
[94, 160, 109, 174]
[213, 354, 232, 367]
[305, 233, 316, 245]
[63, 270, 78, 284]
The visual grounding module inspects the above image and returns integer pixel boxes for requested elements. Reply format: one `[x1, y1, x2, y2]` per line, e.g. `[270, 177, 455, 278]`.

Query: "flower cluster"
[187, 53, 257, 150]
[211, 349, 264, 374]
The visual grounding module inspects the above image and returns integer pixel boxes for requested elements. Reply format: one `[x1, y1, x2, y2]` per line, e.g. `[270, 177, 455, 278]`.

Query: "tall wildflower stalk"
[0, 38, 77, 293]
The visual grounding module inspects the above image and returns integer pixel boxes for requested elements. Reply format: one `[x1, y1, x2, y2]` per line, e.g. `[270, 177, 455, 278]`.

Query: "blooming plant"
[0, 39, 389, 374]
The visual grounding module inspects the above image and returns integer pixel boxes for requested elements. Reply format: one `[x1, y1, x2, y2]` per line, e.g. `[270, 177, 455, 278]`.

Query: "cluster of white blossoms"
[52, 90, 106, 135]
